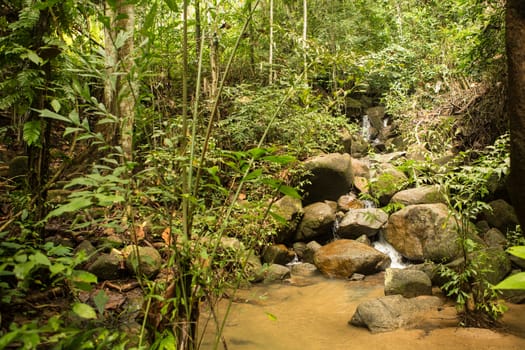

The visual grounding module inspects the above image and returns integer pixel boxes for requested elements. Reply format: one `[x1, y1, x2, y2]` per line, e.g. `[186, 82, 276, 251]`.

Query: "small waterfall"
[362, 114, 371, 141]
[373, 232, 408, 269]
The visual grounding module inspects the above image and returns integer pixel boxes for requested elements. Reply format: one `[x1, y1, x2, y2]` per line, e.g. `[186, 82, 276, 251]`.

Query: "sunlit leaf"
[493, 272, 525, 290]
[46, 197, 92, 218]
[72, 302, 97, 319]
[507, 246, 525, 260]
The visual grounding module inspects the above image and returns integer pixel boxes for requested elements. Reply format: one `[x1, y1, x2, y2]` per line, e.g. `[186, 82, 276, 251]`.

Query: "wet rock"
[481, 228, 507, 249]
[87, 250, 123, 280]
[355, 234, 371, 246]
[245, 254, 264, 283]
[350, 157, 370, 178]
[263, 264, 291, 283]
[483, 199, 519, 232]
[314, 239, 390, 279]
[290, 262, 319, 277]
[295, 202, 336, 241]
[303, 241, 322, 264]
[8, 155, 28, 178]
[349, 294, 443, 333]
[337, 208, 388, 239]
[383, 203, 462, 262]
[337, 193, 365, 212]
[369, 163, 408, 205]
[384, 268, 432, 298]
[262, 244, 295, 265]
[293, 242, 307, 259]
[350, 135, 370, 158]
[272, 195, 303, 243]
[390, 185, 445, 206]
[301, 153, 354, 204]
[123, 245, 162, 279]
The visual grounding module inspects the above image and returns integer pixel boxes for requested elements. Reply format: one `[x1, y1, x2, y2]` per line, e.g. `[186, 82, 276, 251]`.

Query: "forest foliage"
[0, 0, 514, 349]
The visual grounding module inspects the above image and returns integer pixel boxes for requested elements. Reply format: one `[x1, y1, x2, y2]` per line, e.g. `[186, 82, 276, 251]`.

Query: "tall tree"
[103, 0, 136, 162]
[507, 0, 525, 229]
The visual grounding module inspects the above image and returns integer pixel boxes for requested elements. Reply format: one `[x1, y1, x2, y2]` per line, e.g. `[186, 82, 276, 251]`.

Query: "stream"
[199, 273, 525, 350]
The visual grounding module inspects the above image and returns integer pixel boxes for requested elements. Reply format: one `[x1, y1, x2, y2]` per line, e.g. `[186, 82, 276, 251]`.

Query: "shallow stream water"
[199, 273, 525, 350]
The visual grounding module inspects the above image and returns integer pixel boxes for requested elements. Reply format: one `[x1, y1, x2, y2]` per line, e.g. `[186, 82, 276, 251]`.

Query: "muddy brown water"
[199, 273, 525, 350]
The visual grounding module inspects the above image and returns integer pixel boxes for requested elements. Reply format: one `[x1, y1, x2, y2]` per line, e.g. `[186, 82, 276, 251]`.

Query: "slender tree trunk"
[28, 8, 53, 237]
[195, 0, 201, 62]
[507, 0, 525, 230]
[103, 0, 135, 161]
[302, 0, 307, 82]
[269, 0, 274, 84]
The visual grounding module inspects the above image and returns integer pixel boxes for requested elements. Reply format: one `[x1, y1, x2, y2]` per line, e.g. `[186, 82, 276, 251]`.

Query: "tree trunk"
[103, 0, 135, 161]
[507, 0, 525, 229]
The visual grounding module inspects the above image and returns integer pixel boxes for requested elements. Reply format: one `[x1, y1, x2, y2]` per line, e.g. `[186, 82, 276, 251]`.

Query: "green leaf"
[278, 185, 301, 199]
[163, 0, 178, 12]
[265, 312, 278, 321]
[493, 272, 525, 290]
[38, 108, 71, 123]
[263, 155, 296, 165]
[93, 289, 109, 315]
[46, 197, 92, 218]
[51, 99, 61, 113]
[244, 169, 263, 181]
[30, 251, 51, 267]
[71, 270, 98, 284]
[23, 120, 41, 146]
[507, 246, 525, 260]
[72, 302, 97, 319]
[25, 49, 44, 65]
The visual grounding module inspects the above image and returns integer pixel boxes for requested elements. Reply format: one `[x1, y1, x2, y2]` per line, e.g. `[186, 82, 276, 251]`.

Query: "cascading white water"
[372, 232, 408, 269]
[362, 114, 371, 141]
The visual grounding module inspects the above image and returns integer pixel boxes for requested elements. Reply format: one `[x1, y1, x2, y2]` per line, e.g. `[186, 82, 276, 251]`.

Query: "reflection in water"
[199, 273, 525, 350]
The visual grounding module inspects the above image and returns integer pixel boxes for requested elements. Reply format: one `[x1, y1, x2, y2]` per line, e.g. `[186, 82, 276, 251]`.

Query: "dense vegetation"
[0, 0, 521, 349]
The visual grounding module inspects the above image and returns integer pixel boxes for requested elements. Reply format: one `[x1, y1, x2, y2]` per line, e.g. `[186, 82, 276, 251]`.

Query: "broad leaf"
[46, 197, 92, 218]
[38, 108, 71, 123]
[507, 246, 525, 260]
[93, 289, 109, 316]
[493, 272, 525, 290]
[72, 302, 97, 319]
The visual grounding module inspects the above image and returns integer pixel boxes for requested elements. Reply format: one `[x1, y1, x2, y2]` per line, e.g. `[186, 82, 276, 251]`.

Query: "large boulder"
[482, 199, 519, 232]
[336, 208, 388, 239]
[384, 268, 432, 298]
[271, 195, 303, 243]
[390, 185, 446, 206]
[295, 202, 336, 241]
[369, 163, 408, 205]
[383, 203, 462, 262]
[349, 294, 443, 333]
[123, 245, 162, 279]
[314, 239, 390, 279]
[301, 153, 353, 204]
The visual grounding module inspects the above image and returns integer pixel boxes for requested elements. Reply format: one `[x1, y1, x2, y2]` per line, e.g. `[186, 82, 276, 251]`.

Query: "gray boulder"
[483, 199, 519, 232]
[369, 163, 408, 205]
[337, 208, 388, 239]
[123, 245, 162, 279]
[262, 244, 295, 265]
[349, 294, 443, 333]
[383, 203, 462, 262]
[302, 241, 322, 264]
[384, 268, 432, 298]
[271, 195, 303, 243]
[263, 264, 291, 283]
[295, 202, 336, 241]
[290, 262, 319, 277]
[390, 185, 445, 206]
[87, 250, 122, 280]
[301, 153, 353, 204]
[314, 239, 390, 279]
